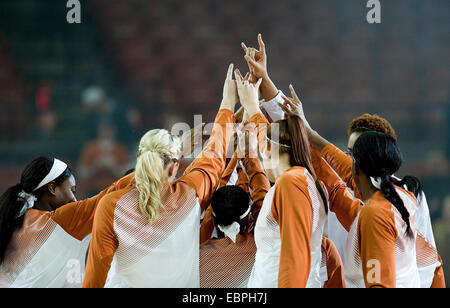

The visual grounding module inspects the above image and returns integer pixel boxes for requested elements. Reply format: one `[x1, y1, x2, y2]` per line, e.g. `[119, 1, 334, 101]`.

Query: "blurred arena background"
[0, 0, 448, 283]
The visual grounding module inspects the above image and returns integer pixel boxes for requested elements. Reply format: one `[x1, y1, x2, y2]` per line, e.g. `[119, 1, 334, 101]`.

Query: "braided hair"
[352, 132, 413, 236]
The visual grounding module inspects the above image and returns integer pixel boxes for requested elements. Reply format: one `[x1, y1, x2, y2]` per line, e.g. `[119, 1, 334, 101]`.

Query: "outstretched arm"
[242, 34, 287, 123]
[51, 172, 135, 240]
[236, 125, 270, 232]
[277, 85, 357, 192]
[241, 34, 278, 101]
[178, 64, 238, 210]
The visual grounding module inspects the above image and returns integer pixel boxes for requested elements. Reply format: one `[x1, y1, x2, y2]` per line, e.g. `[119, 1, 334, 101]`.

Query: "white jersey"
[103, 187, 201, 288]
[343, 188, 421, 288]
[248, 169, 327, 288]
[0, 210, 90, 288]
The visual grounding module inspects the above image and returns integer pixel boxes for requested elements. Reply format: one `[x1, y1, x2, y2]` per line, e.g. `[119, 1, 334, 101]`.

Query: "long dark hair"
[352, 132, 416, 236]
[0, 157, 71, 263]
[267, 115, 328, 213]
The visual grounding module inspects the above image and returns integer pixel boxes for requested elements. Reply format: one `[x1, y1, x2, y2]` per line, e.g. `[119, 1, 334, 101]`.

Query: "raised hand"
[220, 63, 239, 112]
[278, 84, 311, 129]
[234, 69, 262, 119]
[241, 33, 267, 81]
[241, 34, 278, 101]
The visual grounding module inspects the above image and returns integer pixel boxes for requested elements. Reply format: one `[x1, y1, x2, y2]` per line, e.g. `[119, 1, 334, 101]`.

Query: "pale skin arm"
[234, 69, 263, 119]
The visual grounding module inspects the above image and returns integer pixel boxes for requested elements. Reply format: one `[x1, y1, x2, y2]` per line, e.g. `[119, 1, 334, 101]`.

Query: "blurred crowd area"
[0, 0, 448, 279]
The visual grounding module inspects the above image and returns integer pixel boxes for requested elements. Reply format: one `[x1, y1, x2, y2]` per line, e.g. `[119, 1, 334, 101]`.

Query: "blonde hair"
[135, 129, 181, 222]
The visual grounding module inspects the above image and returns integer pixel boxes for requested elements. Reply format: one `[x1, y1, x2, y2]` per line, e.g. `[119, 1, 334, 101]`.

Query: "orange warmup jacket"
[321, 236, 345, 288]
[312, 146, 441, 288]
[81, 110, 268, 287]
[321, 144, 445, 288]
[199, 153, 270, 288]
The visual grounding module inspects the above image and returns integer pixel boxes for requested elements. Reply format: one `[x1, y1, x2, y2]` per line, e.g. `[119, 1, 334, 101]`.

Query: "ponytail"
[0, 156, 72, 264]
[135, 150, 165, 222]
[0, 184, 26, 263]
[352, 132, 413, 237]
[135, 129, 181, 222]
[286, 115, 328, 213]
[391, 175, 423, 198]
[380, 176, 412, 237]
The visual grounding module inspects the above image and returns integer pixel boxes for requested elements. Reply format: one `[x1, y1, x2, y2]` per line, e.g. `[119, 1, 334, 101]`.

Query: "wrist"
[220, 99, 236, 112]
[260, 77, 278, 101]
[244, 104, 261, 119]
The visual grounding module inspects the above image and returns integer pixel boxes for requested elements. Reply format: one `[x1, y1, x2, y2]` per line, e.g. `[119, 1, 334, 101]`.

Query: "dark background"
[0, 0, 448, 283]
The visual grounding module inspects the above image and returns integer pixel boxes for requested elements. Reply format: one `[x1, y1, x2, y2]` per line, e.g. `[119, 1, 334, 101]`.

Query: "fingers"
[255, 77, 263, 89]
[226, 63, 234, 80]
[235, 68, 245, 82]
[244, 72, 250, 81]
[282, 95, 298, 109]
[234, 69, 243, 83]
[277, 102, 292, 115]
[241, 42, 248, 53]
[244, 55, 258, 69]
[258, 33, 265, 53]
[248, 47, 256, 60]
[289, 84, 300, 103]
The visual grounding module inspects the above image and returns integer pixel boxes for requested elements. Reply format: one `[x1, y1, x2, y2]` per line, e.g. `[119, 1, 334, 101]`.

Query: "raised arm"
[178, 64, 238, 210]
[236, 125, 270, 232]
[241, 34, 278, 102]
[278, 85, 358, 194]
[199, 154, 239, 245]
[310, 147, 362, 231]
[320, 143, 358, 194]
[234, 70, 269, 153]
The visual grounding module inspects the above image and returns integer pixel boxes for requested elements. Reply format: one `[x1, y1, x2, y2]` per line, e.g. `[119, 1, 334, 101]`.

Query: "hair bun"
[15, 183, 24, 191]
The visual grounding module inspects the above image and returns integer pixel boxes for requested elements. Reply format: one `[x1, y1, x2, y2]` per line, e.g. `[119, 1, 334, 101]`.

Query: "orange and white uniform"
[321, 144, 444, 288]
[319, 237, 345, 288]
[312, 147, 422, 288]
[82, 110, 267, 288]
[200, 153, 244, 244]
[0, 172, 134, 288]
[199, 155, 270, 288]
[200, 152, 265, 244]
[247, 166, 328, 288]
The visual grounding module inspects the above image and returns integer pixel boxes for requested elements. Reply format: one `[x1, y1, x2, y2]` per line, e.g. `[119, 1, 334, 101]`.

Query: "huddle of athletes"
[0, 35, 445, 288]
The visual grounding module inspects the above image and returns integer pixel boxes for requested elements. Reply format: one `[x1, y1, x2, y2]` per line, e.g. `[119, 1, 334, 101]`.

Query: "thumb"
[255, 78, 263, 89]
[244, 55, 258, 69]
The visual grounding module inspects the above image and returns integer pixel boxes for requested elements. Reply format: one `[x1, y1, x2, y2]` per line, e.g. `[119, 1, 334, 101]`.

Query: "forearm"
[178, 109, 235, 209]
[242, 157, 269, 207]
[260, 74, 279, 102]
[51, 172, 134, 240]
[242, 157, 269, 230]
[320, 143, 355, 189]
[308, 128, 330, 152]
[310, 147, 361, 231]
[219, 97, 236, 113]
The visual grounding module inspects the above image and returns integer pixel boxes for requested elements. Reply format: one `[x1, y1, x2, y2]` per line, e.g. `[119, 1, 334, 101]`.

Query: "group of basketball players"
[0, 34, 445, 288]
